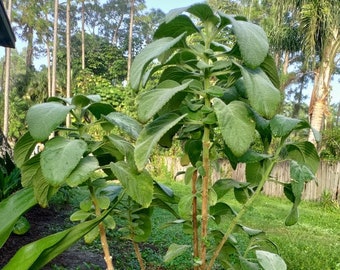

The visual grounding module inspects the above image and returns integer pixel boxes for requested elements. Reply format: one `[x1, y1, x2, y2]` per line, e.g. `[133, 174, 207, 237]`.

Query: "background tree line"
[0, 0, 339, 159]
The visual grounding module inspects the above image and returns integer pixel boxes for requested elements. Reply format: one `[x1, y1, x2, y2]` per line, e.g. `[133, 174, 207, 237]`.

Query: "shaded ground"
[0, 205, 106, 270]
[0, 204, 168, 270]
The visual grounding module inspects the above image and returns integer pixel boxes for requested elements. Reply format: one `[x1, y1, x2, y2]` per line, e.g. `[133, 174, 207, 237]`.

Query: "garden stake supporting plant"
[131, 3, 320, 269]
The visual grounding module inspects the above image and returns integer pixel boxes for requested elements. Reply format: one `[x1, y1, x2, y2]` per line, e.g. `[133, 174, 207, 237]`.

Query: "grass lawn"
[146, 180, 340, 270]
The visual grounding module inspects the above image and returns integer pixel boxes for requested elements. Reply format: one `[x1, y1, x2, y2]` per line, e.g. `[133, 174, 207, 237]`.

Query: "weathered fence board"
[158, 157, 340, 201]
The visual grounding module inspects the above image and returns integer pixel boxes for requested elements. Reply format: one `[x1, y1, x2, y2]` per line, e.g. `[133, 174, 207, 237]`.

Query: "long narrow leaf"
[0, 187, 37, 248]
[3, 210, 110, 270]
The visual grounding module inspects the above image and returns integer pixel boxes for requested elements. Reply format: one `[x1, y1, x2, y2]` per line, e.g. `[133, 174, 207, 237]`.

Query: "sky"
[145, 0, 202, 13]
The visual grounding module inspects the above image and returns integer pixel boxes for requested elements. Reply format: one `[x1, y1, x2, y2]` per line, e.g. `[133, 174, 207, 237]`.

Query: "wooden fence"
[158, 157, 340, 201]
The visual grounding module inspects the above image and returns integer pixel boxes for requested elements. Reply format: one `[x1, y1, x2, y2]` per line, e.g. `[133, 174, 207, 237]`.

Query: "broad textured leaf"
[290, 160, 315, 184]
[135, 113, 186, 171]
[260, 55, 280, 89]
[240, 257, 261, 270]
[239, 150, 271, 163]
[110, 161, 153, 208]
[103, 112, 142, 139]
[220, 14, 269, 68]
[154, 14, 198, 39]
[21, 154, 43, 187]
[14, 132, 37, 168]
[71, 95, 93, 107]
[286, 142, 320, 174]
[163, 243, 190, 263]
[240, 66, 281, 119]
[41, 137, 88, 186]
[0, 187, 37, 248]
[131, 211, 152, 243]
[270, 115, 310, 138]
[137, 80, 191, 123]
[245, 162, 263, 185]
[66, 156, 99, 187]
[285, 204, 299, 226]
[3, 211, 110, 270]
[130, 34, 185, 90]
[212, 99, 255, 157]
[105, 134, 134, 159]
[213, 178, 241, 199]
[26, 102, 75, 141]
[256, 250, 287, 270]
[87, 102, 115, 119]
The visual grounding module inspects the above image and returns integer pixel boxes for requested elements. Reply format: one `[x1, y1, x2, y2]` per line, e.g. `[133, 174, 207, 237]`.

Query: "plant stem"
[206, 157, 278, 270]
[133, 241, 145, 270]
[192, 170, 200, 270]
[90, 186, 114, 270]
[200, 124, 211, 269]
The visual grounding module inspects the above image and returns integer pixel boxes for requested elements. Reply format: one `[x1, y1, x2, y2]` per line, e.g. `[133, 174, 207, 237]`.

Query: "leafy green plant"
[130, 3, 319, 269]
[4, 94, 176, 270]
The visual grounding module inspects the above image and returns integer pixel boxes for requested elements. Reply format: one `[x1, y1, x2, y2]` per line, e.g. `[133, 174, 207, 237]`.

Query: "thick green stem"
[90, 186, 114, 270]
[206, 157, 279, 270]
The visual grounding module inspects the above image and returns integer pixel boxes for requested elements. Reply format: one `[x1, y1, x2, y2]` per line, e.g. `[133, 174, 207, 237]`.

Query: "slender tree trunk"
[46, 41, 52, 97]
[127, 0, 135, 83]
[66, 0, 71, 127]
[26, 26, 34, 74]
[3, 0, 12, 137]
[51, 0, 59, 97]
[282, 50, 289, 75]
[112, 15, 123, 46]
[81, 0, 85, 70]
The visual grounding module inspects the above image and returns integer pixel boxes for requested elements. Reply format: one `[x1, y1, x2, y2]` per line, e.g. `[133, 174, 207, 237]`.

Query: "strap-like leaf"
[0, 187, 37, 248]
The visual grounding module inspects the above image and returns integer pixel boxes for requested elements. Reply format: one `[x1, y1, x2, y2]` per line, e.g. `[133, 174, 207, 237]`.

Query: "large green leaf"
[240, 66, 281, 119]
[286, 142, 320, 174]
[212, 99, 255, 157]
[66, 156, 99, 187]
[137, 80, 191, 123]
[40, 137, 88, 186]
[260, 54, 280, 89]
[87, 102, 115, 119]
[13, 132, 37, 168]
[255, 250, 287, 270]
[3, 211, 110, 270]
[135, 113, 186, 171]
[220, 14, 269, 68]
[270, 115, 310, 138]
[130, 34, 185, 90]
[0, 187, 37, 248]
[103, 112, 142, 139]
[21, 154, 43, 187]
[154, 14, 198, 39]
[110, 161, 153, 208]
[26, 102, 75, 141]
[163, 243, 191, 263]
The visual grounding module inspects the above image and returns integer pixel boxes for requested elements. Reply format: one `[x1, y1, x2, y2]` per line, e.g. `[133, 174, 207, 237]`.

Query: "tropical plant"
[1, 94, 176, 269]
[130, 3, 320, 269]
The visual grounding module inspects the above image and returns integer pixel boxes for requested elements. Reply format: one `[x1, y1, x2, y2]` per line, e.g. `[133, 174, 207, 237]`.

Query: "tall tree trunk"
[127, 0, 134, 84]
[26, 26, 34, 74]
[51, 0, 59, 97]
[81, 0, 85, 70]
[3, 0, 12, 137]
[66, 0, 71, 127]
[46, 41, 52, 97]
[112, 14, 123, 46]
[308, 29, 340, 144]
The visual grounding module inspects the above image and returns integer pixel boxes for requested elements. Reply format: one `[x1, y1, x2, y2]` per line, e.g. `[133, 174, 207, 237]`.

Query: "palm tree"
[273, 0, 340, 145]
